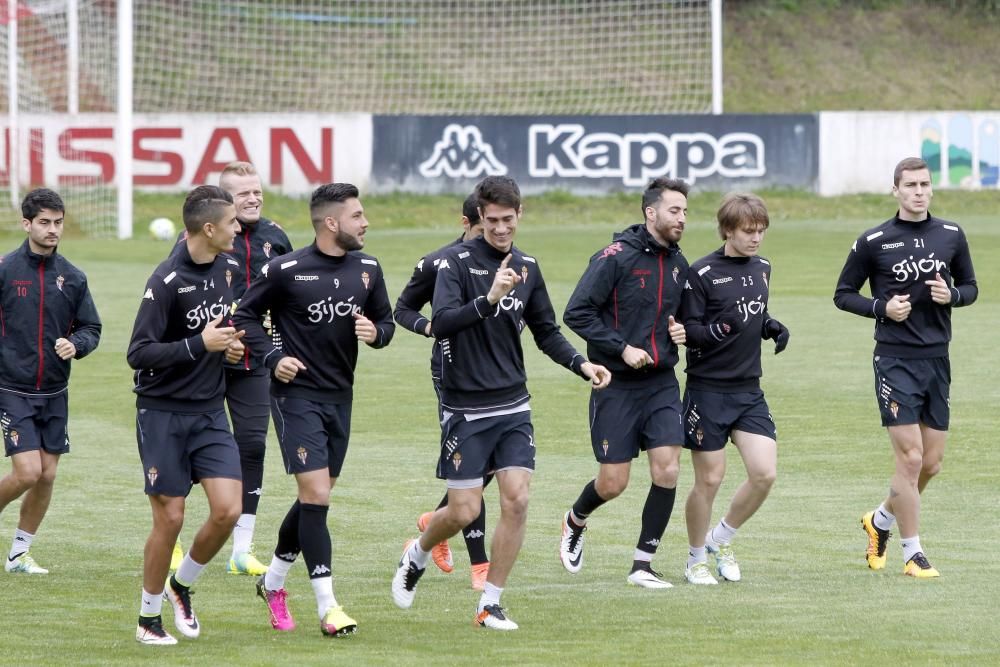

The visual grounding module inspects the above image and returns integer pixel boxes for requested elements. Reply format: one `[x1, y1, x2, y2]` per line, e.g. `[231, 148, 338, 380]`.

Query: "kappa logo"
[465, 529, 485, 540]
[311, 564, 331, 576]
[529, 123, 766, 186]
[419, 124, 508, 178]
[143, 288, 155, 301]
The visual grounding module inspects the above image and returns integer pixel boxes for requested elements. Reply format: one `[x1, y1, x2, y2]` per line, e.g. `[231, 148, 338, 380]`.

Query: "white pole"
[116, 0, 132, 238]
[67, 0, 79, 113]
[711, 0, 723, 115]
[8, 0, 19, 209]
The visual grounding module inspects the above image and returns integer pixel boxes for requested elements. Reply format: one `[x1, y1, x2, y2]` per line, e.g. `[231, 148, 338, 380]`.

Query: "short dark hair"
[893, 157, 929, 186]
[716, 192, 769, 240]
[310, 183, 360, 228]
[476, 176, 520, 212]
[641, 178, 689, 218]
[21, 188, 65, 220]
[462, 192, 481, 225]
[182, 185, 234, 234]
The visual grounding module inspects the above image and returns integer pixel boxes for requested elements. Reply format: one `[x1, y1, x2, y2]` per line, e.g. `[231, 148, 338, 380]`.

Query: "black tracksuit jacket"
[563, 223, 687, 388]
[0, 240, 101, 395]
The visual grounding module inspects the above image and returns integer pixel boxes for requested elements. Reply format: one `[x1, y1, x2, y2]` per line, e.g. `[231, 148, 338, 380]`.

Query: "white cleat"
[684, 561, 719, 585]
[707, 542, 742, 582]
[475, 604, 519, 631]
[391, 541, 425, 610]
[5, 552, 48, 574]
[163, 577, 200, 639]
[626, 566, 674, 589]
[135, 616, 178, 645]
[559, 511, 586, 574]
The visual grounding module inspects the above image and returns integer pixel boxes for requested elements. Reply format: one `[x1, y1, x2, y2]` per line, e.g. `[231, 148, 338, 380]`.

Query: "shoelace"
[404, 563, 424, 590]
[173, 584, 195, 617]
[141, 617, 169, 637]
[566, 525, 586, 553]
[911, 553, 932, 569]
[483, 604, 508, 620]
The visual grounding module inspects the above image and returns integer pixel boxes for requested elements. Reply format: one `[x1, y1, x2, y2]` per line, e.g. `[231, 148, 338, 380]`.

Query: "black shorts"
[135, 408, 241, 497]
[589, 380, 683, 463]
[1, 392, 70, 457]
[682, 388, 776, 452]
[271, 396, 352, 477]
[225, 367, 270, 452]
[873, 355, 950, 430]
[437, 410, 534, 483]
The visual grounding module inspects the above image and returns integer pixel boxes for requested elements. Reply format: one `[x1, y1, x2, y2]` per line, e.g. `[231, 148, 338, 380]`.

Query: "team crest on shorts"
[147, 466, 158, 487]
[602, 439, 609, 456]
[361, 271, 370, 290]
[56, 275, 65, 291]
[225, 269, 233, 287]
[889, 401, 899, 419]
[695, 428, 704, 447]
[297, 447, 308, 465]
[263, 241, 272, 258]
[452, 452, 462, 471]
[9, 429, 18, 448]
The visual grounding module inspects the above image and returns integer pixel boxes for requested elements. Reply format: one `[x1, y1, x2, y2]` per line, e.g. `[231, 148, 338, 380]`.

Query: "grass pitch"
[0, 191, 997, 665]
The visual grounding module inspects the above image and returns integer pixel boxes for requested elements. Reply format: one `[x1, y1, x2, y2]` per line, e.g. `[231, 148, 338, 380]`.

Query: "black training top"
[233, 242, 394, 403]
[681, 247, 775, 392]
[834, 213, 978, 358]
[432, 235, 586, 413]
[393, 235, 464, 382]
[127, 243, 238, 411]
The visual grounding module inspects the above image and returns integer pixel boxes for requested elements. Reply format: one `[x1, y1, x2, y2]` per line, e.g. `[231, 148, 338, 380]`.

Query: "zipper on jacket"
[36, 262, 45, 389]
[243, 229, 253, 370]
[650, 253, 664, 367]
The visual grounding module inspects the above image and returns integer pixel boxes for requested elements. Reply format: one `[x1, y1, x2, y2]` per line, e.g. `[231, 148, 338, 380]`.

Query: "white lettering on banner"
[418, 124, 508, 178]
[0, 113, 372, 195]
[528, 124, 765, 186]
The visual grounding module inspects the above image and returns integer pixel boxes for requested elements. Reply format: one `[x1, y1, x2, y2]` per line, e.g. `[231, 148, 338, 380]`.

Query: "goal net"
[3, 0, 719, 237]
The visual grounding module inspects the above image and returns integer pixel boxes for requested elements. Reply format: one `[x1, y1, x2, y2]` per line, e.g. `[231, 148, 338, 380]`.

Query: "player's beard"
[336, 229, 364, 251]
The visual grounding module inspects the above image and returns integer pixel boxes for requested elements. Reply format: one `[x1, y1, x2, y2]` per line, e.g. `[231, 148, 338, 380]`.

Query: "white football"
[148, 217, 177, 241]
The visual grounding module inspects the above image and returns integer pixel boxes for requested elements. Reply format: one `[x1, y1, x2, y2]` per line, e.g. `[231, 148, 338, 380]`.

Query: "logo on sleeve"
[263, 241, 272, 258]
[143, 288, 155, 301]
[362, 271, 370, 290]
[225, 269, 233, 287]
[521, 265, 528, 284]
[600, 242, 623, 258]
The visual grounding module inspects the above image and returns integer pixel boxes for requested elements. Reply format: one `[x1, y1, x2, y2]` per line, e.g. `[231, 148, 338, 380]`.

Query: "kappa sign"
[528, 123, 766, 186]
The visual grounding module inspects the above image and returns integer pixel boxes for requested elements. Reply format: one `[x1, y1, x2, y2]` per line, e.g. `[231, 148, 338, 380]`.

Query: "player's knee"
[921, 458, 942, 480]
[650, 461, 680, 488]
[897, 448, 924, 477]
[695, 468, 724, 492]
[595, 476, 627, 499]
[499, 490, 530, 520]
[210, 502, 241, 530]
[237, 437, 266, 463]
[749, 468, 776, 491]
[12, 466, 42, 489]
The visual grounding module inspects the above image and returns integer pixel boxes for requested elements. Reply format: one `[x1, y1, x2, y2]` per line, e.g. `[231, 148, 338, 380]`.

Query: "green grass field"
[1, 192, 997, 665]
